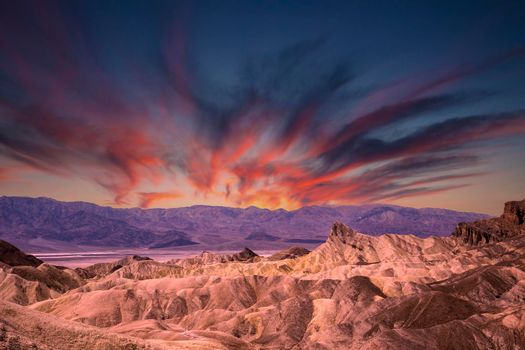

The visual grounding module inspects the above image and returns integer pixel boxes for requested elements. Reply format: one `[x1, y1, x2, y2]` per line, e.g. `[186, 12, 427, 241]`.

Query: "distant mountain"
[0, 196, 490, 251]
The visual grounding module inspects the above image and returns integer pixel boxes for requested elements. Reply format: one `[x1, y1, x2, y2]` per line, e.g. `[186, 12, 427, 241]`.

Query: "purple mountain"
[0, 196, 490, 252]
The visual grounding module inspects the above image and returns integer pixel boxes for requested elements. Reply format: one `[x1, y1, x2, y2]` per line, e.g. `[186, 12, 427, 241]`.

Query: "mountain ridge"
[0, 195, 491, 214]
[0, 196, 491, 252]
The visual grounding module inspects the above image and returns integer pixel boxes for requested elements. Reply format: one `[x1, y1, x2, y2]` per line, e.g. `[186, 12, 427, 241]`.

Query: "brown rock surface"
[502, 199, 525, 225]
[453, 199, 525, 245]
[0, 239, 42, 267]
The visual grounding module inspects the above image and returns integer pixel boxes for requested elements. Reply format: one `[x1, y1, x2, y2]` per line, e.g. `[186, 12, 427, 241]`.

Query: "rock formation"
[328, 221, 356, 244]
[453, 199, 525, 245]
[0, 240, 43, 267]
[502, 199, 525, 225]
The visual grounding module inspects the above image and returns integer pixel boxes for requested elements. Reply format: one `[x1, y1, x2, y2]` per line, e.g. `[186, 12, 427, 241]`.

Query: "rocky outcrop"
[328, 221, 356, 244]
[453, 199, 525, 245]
[0, 240, 42, 267]
[230, 247, 258, 262]
[502, 199, 525, 225]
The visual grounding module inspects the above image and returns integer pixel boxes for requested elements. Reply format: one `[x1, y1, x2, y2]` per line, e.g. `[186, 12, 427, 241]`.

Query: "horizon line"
[0, 195, 495, 215]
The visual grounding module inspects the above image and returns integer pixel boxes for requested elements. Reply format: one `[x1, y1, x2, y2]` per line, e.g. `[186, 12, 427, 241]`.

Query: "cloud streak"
[138, 192, 183, 208]
[1, 2, 524, 209]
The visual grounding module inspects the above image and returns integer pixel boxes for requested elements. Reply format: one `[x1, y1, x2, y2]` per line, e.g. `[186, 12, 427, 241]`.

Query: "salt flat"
[32, 249, 280, 267]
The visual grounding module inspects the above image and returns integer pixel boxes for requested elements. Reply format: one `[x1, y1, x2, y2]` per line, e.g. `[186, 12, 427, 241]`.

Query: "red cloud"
[1, 8, 524, 210]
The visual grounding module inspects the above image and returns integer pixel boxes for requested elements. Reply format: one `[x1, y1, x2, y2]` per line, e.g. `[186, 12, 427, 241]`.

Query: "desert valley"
[0, 198, 524, 349]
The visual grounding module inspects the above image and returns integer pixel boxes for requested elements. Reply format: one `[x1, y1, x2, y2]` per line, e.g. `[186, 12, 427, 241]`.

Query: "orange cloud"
[138, 191, 183, 208]
[1, 15, 524, 211]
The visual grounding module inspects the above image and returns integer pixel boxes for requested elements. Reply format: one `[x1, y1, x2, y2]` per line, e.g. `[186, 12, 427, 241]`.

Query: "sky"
[0, 0, 524, 215]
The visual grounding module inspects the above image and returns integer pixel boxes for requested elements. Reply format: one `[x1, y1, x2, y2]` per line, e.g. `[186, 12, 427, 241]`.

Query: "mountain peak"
[328, 221, 356, 244]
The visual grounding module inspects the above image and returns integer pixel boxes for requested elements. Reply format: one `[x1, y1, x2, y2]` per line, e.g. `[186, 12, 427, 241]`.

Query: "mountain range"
[0, 196, 490, 252]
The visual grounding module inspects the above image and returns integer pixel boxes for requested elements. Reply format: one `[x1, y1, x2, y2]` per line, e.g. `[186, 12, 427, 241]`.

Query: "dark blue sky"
[0, 0, 524, 213]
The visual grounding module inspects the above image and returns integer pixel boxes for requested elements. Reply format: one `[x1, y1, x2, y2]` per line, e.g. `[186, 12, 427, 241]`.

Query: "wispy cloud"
[1, 2, 524, 208]
[138, 192, 183, 208]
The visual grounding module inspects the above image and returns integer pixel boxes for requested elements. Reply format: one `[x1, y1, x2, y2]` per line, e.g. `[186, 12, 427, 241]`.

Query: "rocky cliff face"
[502, 199, 525, 225]
[453, 199, 525, 245]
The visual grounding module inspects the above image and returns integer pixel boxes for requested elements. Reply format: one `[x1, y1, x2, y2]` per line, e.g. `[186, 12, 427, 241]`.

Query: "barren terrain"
[0, 199, 524, 349]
